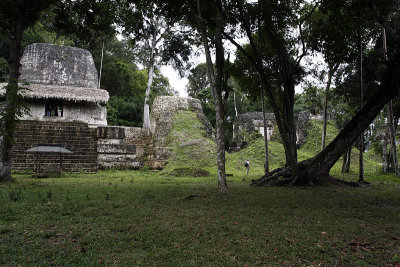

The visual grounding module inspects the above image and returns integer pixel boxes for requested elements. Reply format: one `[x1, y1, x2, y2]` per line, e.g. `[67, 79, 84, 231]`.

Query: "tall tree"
[194, 0, 229, 193]
[223, 0, 305, 177]
[120, 1, 191, 129]
[383, 27, 399, 175]
[251, 0, 400, 186]
[0, 0, 56, 182]
[358, 23, 365, 182]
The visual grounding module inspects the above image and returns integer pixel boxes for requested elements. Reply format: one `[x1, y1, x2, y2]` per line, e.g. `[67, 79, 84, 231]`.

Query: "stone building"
[0, 43, 108, 126]
[233, 112, 276, 142]
[232, 110, 333, 148]
[0, 43, 155, 172]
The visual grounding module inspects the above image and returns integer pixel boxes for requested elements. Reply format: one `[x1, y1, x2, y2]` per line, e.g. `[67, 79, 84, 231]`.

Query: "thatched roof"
[0, 83, 109, 103]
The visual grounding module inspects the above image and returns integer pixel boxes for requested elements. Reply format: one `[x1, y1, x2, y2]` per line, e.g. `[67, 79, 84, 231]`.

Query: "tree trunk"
[388, 100, 399, 175]
[358, 25, 365, 182]
[341, 147, 351, 174]
[232, 92, 238, 140]
[196, 0, 228, 193]
[382, 125, 388, 173]
[298, 61, 399, 183]
[98, 40, 105, 89]
[0, 0, 25, 182]
[214, 0, 228, 194]
[142, 32, 157, 130]
[321, 63, 338, 150]
[229, 2, 298, 176]
[233, 92, 238, 118]
[252, 60, 400, 186]
[261, 90, 269, 176]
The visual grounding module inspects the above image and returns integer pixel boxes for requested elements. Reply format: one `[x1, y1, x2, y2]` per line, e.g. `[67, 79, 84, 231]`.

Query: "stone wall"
[97, 126, 156, 169]
[9, 121, 158, 172]
[19, 99, 107, 126]
[233, 112, 276, 143]
[150, 96, 213, 161]
[19, 43, 98, 88]
[12, 121, 98, 172]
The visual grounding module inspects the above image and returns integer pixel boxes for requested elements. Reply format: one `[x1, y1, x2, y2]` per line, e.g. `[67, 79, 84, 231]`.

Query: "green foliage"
[54, 0, 118, 47]
[300, 119, 339, 153]
[0, 83, 30, 143]
[228, 138, 286, 172]
[0, 57, 8, 82]
[294, 86, 324, 116]
[106, 96, 143, 127]
[22, 22, 75, 48]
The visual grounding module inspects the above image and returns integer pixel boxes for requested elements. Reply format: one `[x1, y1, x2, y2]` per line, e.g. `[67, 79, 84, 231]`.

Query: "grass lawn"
[1, 169, 400, 266]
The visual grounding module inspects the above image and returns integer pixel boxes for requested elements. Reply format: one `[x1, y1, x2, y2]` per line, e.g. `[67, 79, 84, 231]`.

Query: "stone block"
[19, 43, 98, 88]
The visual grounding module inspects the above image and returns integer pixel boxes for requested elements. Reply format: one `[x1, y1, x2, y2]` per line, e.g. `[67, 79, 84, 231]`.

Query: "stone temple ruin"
[232, 110, 331, 148]
[1, 43, 108, 125]
[0, 43, 331, 173]
[0, 43, 212, 173]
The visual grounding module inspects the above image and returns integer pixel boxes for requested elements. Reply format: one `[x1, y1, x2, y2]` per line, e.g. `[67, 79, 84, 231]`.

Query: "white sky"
[160, 65, 189, 97]
[160, 51, 325, 97]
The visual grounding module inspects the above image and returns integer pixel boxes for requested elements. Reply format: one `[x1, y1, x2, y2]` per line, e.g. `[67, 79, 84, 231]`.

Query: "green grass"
[1, 170, 400, 266]
[160, 109, 388, 181]
[160, 110, 217, 176]
[2, 109, 399, 265]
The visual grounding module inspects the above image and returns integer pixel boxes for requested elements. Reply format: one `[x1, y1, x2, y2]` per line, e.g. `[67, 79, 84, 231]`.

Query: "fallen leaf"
[321, 232, 327, 235]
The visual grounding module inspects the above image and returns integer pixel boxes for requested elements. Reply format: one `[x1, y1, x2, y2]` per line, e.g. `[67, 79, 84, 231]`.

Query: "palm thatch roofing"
[0, 83, 109, 104]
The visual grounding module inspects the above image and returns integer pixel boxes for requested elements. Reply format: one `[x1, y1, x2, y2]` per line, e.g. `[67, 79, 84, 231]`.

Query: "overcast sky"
[160, 65, 189, 97]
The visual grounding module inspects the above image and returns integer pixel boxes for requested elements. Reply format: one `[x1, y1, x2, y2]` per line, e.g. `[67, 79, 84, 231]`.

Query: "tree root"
[251, 167, 291, 186]
[251, 164, 370, 187]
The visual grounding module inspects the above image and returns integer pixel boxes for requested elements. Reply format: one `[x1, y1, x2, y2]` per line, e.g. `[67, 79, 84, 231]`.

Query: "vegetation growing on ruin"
[157, 107, 387, 182]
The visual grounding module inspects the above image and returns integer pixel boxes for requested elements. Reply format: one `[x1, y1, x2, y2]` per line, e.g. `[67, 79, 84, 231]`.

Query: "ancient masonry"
[150, 95, 213, 164]
[0, 43, 168, 172]
[232, 110, 330, 148]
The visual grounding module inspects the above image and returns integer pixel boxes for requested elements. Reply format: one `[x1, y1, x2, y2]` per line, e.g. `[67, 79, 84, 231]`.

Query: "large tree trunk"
[214, 0, 228, 194]
[358, 26, 365, 182]
[0, 0, 24, 182]
[252, 59, 400, 186]
[196, 0, 228, 193]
